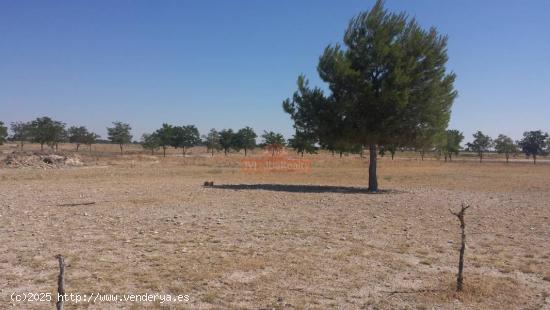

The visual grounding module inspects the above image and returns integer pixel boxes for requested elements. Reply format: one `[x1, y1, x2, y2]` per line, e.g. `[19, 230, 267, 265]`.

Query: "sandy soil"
[1, 144, 549, 309]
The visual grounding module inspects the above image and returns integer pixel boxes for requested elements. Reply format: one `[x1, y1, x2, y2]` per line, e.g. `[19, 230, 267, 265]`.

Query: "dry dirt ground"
[1, 144, 549, 309]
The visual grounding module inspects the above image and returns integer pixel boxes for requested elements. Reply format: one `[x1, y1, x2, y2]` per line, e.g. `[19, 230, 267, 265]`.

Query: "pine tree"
[283, 0, 456, 191]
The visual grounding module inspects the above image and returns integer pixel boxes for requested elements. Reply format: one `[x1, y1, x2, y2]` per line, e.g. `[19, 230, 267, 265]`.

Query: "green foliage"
[83, 132, 99, 148]
[494, 134, 518, 162]
[107, 122, 132, 154]
[68, 126, 96, 150]
[379, 144, 397, 159]
[171, 125, 200, 154]
[233, 126, 257, 155]
[28, 116, 66, 150]
[283, 0, 456, 190]
[518, 130, 548, 164]
[154, 123, 174, 156]
[414, 127, 444, 159]
[219, 129, 235, 155]
[466, 131, 493, 161]
[10, 121, 32, 149]
[141, 133, 161, 154]
[262, 131, 285, 156]
[203, 128, 221, 156]
[437, 129, 464, 161]
[287, 131, 317, 156]
[0, 121, 7, 145]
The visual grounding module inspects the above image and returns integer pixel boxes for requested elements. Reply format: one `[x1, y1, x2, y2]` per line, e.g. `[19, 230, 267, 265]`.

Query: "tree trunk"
[505, 154, 509, 163]
[301, 151, 304, 157]
[368, 144, 378, 192]
[339, 151, 343, 158]
[76, 144, 80, 152]
[211, 147, 214, 157]
[533, 154, 537, 165]
[244, 148, 247, 156]
[449, 153, 452, 161]
[444, 154, 448, 162]
[479, 152, 483, 163]
[225, 148, 228, 156]
[391, 153, 394, 160]
[163, 147, 166, 157]
[421, 151, 425, 161]
[182, 147, 185, 156]
[120, 144, 123, 155]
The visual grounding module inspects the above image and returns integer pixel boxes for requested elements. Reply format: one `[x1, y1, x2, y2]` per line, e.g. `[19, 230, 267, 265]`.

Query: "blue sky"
[1, 0, 549, 142]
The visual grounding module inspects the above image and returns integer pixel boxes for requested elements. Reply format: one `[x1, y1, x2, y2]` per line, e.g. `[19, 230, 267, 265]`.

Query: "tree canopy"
[68, 126, 97, 151]
[234, 127, 257, 156]
[0, 121, 7, 145]
[219, 129, 235, 156]
[494, 134, 517, 163]
[107, 122, 132, 154]
[172, 125, 201, 155]
[262, 131, 285, 156]
[28, 117, 66, 151]
[518, 130, 548, 164]
[466, 131, 493, 162]
[203, 128, 221, 156]
[283, 0, 456, 191]
[438, 129, 464, 161]
[10, 121, 32, 150]
[287, 130, 317, 157]
[141, 133, 161, 155]
[154, 123, 174, 157]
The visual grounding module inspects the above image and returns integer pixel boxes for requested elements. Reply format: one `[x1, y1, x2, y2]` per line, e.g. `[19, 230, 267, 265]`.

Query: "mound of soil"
[3, 151, 84, 169]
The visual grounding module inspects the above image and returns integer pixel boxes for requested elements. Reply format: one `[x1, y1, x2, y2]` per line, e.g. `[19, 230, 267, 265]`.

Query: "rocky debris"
[3, 151, 84, 169]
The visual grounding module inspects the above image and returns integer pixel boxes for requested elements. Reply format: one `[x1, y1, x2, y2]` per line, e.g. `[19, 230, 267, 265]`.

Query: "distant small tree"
[467, 131, 493, 162]
[203, 128, 221, 156]
[494, 134, 518, 163]
[219, 129, 235, 156]
[29, 117, 66, 151]
[0, 121, 7, 145]
[518, 130, 548, 164]
[379, 144, 397, 160]
[438, 130, 464, 162]
[154, 123, 174, 157]
[83, 132, 99, 151]
[262, 131, 285, 156]
[172, 125, 200, 155]
[68, 126, 91, 151]
[415, 128, 443, 161]
[234, 126, 257, 156]
[287, 131, 317, 157]
[10, 121, 32, 150]
[107, 122, 132, 154]
[141, 133, 160, 155]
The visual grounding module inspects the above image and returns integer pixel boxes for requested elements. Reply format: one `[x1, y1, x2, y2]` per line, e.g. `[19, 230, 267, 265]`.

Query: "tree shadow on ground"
[211, 184, 396, 194]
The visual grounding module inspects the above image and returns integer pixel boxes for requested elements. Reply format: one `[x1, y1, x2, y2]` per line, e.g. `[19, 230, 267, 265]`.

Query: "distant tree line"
[141, 125, 283, 157]
[1, 117, 548, 164]
[2, 117, 100, 152]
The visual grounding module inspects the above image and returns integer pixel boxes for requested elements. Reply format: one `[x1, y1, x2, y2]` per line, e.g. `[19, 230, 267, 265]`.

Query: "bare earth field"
[1, 143, 549, 309]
